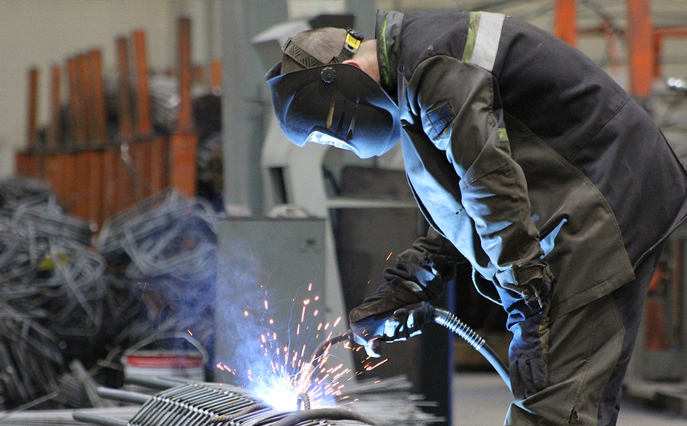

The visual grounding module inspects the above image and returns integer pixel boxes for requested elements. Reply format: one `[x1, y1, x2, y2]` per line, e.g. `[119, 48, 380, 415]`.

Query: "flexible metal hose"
[433, 308, 511, 392]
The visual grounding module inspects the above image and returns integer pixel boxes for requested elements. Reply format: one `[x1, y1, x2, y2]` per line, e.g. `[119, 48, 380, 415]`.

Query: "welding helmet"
[265, 30, 401, 159]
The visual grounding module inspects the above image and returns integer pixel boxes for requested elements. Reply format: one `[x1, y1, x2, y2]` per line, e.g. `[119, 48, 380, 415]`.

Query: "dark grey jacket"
[378, 10, 687, 319]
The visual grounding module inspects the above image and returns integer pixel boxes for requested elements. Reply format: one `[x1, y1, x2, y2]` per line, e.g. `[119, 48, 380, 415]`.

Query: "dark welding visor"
[265, 63, 400, 159]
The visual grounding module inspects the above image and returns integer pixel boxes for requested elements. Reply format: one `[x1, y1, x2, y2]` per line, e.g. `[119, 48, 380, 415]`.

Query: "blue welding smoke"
[213, 236, 334, 411]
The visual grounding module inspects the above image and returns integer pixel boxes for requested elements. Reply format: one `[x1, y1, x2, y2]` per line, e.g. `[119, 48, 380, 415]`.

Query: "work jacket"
[378, 10, 687, 319]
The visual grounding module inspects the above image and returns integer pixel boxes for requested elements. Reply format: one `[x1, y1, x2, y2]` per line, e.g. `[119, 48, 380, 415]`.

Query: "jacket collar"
[375, 10, 404, 97]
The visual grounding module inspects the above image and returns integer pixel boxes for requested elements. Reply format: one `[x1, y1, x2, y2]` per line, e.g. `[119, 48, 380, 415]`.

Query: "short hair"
[281, 27, 347, 74]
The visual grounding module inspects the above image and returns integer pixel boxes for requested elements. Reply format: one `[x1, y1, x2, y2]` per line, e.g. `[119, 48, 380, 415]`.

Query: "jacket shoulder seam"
[569, 94, 630, 162]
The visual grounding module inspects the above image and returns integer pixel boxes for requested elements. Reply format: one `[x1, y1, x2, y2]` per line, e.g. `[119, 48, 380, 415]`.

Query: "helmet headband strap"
[282, 28, 364, 70]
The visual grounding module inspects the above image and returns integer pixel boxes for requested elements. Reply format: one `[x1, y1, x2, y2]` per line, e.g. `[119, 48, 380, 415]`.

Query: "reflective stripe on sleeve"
[466, 12, 505, 72]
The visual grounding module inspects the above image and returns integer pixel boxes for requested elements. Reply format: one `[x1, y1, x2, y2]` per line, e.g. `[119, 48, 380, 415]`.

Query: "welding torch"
[296, 302, 511, 402]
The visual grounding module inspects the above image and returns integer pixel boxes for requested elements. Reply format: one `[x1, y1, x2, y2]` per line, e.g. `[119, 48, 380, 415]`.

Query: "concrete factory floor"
[453, 372, 685, 425]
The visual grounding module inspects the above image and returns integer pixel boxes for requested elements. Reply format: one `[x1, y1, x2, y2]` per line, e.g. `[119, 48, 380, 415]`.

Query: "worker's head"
[265, 28, 400, 159]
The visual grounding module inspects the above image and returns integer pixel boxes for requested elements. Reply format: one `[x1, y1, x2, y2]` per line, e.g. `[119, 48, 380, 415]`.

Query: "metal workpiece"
[124, 383, 274, 426]
[95, 387, 151, 405]
[72, 412, 130, 426]
[68, 375, 442, 426]
[70, 380, 385, 426]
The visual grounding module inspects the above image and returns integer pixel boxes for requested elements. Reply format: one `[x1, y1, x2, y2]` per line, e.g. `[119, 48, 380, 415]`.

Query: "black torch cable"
[433, 308, 511, 392]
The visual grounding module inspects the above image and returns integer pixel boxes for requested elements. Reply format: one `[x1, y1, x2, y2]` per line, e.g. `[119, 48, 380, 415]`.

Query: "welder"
[265, 9, 687, 426]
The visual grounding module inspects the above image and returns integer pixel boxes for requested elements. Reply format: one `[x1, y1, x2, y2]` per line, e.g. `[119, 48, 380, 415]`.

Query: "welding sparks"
[217, 282, 357, 412]
[364, 359, 388, 371]
[386, 251, 393, 261]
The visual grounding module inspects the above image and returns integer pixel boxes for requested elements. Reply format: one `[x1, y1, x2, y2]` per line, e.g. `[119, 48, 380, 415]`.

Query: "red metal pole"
[210, 59, 222, 94]
[67, 57, 85, 145]
[26, 68, 39, 151]
[170, 16, 198, 197]
[47, 65, 61, 150]
[132, 30, 153, 136]
[77, 54, 93, 145]
[117, 37, 134, 139]
[627, 0, 654, 98]
[177, 17, 193, 132]
[87, 49, 106, 225]
[553, 0, 577, 47]
[89, 49, 107, 143]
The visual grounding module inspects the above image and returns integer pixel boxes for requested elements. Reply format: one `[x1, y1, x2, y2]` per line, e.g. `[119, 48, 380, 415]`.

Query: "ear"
[343, 60, 362, 70]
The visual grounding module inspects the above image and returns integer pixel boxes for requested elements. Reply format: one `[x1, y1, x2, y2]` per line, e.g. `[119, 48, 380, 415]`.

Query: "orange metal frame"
[170, 17, 198, 198]
[554, 0, 687, 99]
[17, 17, 211, 226]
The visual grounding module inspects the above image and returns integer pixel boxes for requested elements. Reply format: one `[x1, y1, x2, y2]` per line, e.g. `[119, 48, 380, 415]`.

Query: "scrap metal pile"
[96, 189, 218, 358]
[0, 178, 219, 411]
[0, 179, 105, 408]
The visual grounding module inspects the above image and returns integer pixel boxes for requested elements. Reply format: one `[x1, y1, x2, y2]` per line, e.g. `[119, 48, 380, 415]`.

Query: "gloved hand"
[504, 278, 552, 400]
[350, 253, 450, 357]
[350, 301, 436, 357]
[349, 281, 430, 357]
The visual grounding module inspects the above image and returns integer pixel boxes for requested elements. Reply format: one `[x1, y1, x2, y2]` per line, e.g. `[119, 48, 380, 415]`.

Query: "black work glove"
[349, 284, 428, 357]
[349, 255, 450, 357]
[503, 278, 552, 400]
[350, 302, 437, 358]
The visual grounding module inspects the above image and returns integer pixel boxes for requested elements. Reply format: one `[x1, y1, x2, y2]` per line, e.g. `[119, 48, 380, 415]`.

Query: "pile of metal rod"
[0, 178, 52, 207]
[0, 196, 104, 338]
[97, 190, 217, 281]
[96, 190, 218, 358]
[0, 188, 115, 409]
[0, 195, 93, 245]
[0, 301, 64, 410]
